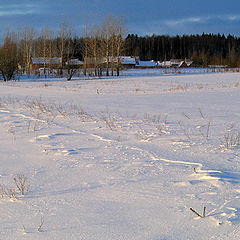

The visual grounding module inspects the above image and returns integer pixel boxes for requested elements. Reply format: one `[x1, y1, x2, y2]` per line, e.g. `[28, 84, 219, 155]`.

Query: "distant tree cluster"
[82, 15, 125, 77]
[0, 16, 125, 81]
[0, 23, 74, 80]
[123, 33, 240, 67]
[2, 18, 240, 81]
[0, 32, 18, 81]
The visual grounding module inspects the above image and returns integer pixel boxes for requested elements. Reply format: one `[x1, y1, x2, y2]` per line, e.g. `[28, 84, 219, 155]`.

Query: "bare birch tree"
[21, 27, 35, 74]
[47, 30, 53, 74]
[37, 27, 54, 75]
[42, 27, 49, 75]
[83, 23, 89, 76]
[58, 21, 67, 75]
[115, 17, 126, 76]
[110, 25, 116, 76]
[101, 15, 113, 76]
[82, 16, 126, 77]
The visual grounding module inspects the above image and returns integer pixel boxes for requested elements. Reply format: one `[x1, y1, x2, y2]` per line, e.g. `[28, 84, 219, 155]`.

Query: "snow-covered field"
[0, 70, 240, 239]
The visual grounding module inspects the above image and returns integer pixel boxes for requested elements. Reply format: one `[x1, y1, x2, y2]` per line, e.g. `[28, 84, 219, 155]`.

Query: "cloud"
[165, 17, 202, 26]
[164, 14, 240, 27]
[222, 15, 240, 21]
[0, 10, 35, 16]
[0, 3, 39, 16]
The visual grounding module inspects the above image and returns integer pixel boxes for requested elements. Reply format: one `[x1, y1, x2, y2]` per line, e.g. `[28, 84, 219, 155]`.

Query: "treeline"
[2, 18, 240, 81]
[123, 33, 240, 67]
[0, 16, 125, 81]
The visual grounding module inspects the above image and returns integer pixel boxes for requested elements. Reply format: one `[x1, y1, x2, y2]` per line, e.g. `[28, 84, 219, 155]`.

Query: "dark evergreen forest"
[122, 33, 240, 67]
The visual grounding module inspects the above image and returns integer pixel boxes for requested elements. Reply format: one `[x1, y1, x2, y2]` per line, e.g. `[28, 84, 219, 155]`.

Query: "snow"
[0, 70, 240, 239]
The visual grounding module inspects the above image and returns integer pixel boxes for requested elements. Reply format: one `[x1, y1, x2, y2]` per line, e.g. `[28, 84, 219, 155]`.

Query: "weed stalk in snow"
[14, 174, 30, 195]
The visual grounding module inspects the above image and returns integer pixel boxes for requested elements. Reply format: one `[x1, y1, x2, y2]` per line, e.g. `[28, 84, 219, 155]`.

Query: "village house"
[120, 56, 139, 68]
[136, 60, 157, 68]
[157, 59, 193, 68]
[30, 57, 61, 74]
[84, 56, 140, 69]
[66, 59, 84, 68]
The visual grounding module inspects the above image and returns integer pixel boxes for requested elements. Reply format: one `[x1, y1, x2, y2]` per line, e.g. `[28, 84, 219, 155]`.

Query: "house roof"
[66, 59, 84, 65]
[136, 60, 156, 67]
[120, 56, 137, 65]
[157, 61, 171, 67]
[85, 56, 138, 65]
[157, 59, 193, 67]
[31, 57, 61, 64]
[185, 60, 193, 67]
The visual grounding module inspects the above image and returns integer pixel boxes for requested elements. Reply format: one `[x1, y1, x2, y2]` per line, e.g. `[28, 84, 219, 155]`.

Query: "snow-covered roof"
[185, 60, 193, 67]
[66, 59, 84, 65]
[31, 57, 61, 64]
[157, 59, 193, 67]
[136, 60, 156, 67]
[86, 56, 138, 65]
[120, 56, 137, 65]
[157, 61, 171, 67]
[102, 57, 118, 63]
[171, 59, 184, 67]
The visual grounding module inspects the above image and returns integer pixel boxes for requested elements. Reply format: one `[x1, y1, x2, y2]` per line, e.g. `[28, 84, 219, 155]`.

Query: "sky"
[0, 0, 240, 38]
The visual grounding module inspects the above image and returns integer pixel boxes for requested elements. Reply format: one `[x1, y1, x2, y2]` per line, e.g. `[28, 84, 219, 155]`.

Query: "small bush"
[0, 184, 17, 200]
[220, 130, 240, 149]
[14, 174, 30, 195]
